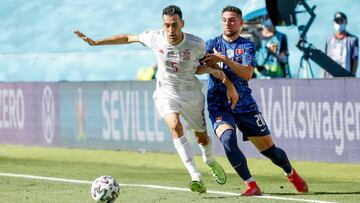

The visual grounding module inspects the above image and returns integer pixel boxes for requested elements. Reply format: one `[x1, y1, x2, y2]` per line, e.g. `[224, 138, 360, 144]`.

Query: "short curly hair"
[163, 5, 183, 20]
[222, 5, 242, 18]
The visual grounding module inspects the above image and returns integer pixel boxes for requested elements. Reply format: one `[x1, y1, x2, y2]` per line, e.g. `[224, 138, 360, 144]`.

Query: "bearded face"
[222, 11, 243, 38]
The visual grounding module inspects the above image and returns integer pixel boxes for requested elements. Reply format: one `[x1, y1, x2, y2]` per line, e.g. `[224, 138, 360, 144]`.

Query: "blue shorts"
[209, 110, 271, 141]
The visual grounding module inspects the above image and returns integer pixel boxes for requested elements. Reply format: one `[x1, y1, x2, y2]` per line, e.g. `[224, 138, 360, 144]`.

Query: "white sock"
[173, 136, 202, 181]
[286, 168, 294, 177]
[244, 177, 255, 184]
[198, 136, 215, 166]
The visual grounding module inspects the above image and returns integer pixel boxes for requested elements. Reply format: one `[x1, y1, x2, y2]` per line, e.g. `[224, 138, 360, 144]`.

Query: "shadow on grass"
[264, 191, 360, 196]
[202, 196, 239, 200]
[200, 191, 360, 201]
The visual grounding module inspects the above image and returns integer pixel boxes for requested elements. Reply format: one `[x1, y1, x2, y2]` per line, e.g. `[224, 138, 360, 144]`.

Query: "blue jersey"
[205, 35, 258, 113]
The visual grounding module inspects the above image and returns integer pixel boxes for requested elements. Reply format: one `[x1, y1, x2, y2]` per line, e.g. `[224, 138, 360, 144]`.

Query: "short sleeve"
[197, 40, 206, 60]
[243, 42, 256, 66]
[205, 39, 214, 54]
[138, 30, 155, 48]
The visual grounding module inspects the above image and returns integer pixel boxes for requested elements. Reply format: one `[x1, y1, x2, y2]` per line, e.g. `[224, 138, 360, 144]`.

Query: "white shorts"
[153, 87, 206, 132]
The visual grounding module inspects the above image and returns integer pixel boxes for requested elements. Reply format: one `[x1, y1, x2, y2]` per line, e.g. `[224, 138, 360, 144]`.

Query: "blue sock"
[261, 144, 292, 174]
[220, 129, 252, 181]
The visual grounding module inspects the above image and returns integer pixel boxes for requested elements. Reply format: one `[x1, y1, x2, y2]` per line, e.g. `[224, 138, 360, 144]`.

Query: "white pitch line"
[0, 173, 337, 203]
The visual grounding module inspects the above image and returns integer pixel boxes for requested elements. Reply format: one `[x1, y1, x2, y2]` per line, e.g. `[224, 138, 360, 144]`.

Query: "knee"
[173, 123, 184, 136]
[195, 131, 209, 145]
[219, 129, 238, 152]
[219, 130, 232, 144]
[215, 124, 234, 138]
[167, 119, 183, 136]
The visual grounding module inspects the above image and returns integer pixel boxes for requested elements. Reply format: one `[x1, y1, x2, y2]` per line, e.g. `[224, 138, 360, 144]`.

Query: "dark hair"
[222, 5, 242, 18]
[334, 12, 347, 22]
[162, 5, 183, 20]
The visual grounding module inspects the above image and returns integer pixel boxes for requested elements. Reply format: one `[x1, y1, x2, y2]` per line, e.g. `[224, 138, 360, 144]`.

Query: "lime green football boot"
[208, 160, 227, 185]
[189, 180, 206, 194]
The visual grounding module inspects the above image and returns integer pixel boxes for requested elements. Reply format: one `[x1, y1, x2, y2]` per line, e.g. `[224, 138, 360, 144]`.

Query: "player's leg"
[210, 111, 261, 196]
[248, 135, 308, 193]
[154, 95, 204, 192]
[248, 135, 292, 173]
[181, 91, 226, 186]
[163, 113, 204, 185]
[194, 130, 226, 185]
[216, 123, 261, 196]
[240, 111, 308, 193]
[194, 131, 213, 165]
[164, 113, 206, 193]
[163, 113, 199, 179]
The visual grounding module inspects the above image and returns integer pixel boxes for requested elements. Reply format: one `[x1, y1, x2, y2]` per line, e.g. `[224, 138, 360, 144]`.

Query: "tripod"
[297, 52, 314, 78]
[294, 0, 354, 77]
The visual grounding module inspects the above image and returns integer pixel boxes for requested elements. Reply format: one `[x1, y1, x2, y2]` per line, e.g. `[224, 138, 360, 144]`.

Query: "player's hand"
[196, 61, 222, 75]
[74, 31, 96, 46]
[203, 48, 227, 66]
[195, 65, 211, 74]
[226, 83, 239, 110]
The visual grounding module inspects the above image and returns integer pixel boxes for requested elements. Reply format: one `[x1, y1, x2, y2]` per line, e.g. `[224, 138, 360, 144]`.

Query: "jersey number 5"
[170, 62, 179, 72]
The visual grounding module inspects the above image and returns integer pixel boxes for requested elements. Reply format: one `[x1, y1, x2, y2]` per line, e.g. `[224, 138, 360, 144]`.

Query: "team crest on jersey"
[158, 49, 164, 54]
[226, 49, 234, 58]
[215, 116, 222, 122]
[236, 48, 244, 54]
[168, 51, 178, 59]
[183, 49, 190, 61]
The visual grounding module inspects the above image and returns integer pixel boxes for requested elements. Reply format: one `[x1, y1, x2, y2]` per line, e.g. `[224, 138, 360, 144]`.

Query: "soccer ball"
[90, 175, 120, 203]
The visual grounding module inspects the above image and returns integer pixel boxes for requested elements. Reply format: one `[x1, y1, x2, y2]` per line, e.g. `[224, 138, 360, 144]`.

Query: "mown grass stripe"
[0, 172, 337, 203]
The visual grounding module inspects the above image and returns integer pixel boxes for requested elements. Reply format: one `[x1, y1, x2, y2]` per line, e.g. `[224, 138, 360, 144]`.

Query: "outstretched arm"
[196, 64, 239, 109]
[74, 31, 139, 46]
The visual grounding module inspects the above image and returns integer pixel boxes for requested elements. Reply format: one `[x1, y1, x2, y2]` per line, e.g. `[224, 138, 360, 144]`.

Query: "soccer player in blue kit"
[202, 5, 308, 196]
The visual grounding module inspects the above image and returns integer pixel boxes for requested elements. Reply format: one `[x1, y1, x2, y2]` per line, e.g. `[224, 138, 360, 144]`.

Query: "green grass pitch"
[0, 145, 359, 202]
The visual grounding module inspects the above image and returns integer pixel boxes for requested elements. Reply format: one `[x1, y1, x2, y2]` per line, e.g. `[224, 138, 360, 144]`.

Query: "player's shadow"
[202, 196, 240, 200]
[266, 191, 360, 196]
[201, 191, 360, 200]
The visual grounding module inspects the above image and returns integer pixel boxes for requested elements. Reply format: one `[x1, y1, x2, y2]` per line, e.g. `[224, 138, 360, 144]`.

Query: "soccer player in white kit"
[74, 5, 238, 193]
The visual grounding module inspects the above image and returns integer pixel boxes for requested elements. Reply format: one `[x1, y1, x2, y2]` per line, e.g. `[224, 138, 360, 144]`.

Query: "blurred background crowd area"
[0, 0, 359, 81]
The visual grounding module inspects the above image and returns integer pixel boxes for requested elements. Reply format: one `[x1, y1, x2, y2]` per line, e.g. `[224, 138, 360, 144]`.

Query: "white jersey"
[138, 30, 207, 130]
[138, 29, 205, 95]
